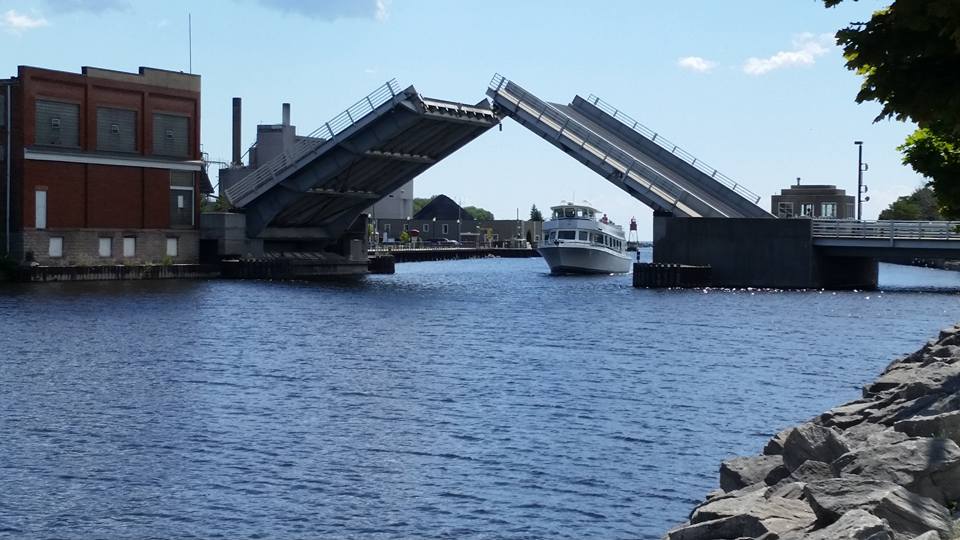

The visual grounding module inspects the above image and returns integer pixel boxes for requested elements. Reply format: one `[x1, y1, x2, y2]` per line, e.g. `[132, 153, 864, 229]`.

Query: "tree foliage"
[529, 204, 544, 221]
[824, 0, 960, 216]
[463, 206, 494, 221]
[878, 186, 943, 220]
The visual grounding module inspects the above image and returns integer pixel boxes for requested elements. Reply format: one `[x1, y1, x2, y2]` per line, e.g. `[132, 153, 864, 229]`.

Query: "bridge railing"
[585, 94, 762, 205]
[812, 219, 960, 240]
[226, 79, 404, 207]
[488, 74, 723, 218]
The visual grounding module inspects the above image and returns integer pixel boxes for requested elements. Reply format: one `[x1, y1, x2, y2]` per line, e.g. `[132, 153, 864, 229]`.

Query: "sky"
[0, 0, 925, 238]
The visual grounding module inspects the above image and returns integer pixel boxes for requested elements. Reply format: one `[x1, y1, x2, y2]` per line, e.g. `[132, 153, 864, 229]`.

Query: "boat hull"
[537, 245, 632, 274]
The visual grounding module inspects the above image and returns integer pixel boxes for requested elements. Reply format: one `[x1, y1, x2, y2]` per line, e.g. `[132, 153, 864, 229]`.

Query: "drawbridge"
[486, 74, 771, 218]
[223, 74, 770, 247]
[224, 81, 500, 240]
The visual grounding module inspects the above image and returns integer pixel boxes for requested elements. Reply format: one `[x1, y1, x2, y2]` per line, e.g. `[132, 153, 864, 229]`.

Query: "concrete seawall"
[664, 326, 960, 539]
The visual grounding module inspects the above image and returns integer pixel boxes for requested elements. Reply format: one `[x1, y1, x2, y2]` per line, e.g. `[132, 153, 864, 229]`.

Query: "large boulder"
[785, 460, 834, 484]
[864, 362, 960, 400]
[781, 423, 850, 471]
[719, 455, 784, 492]
[665, 514, 769, 540]
[801, 509, 895, 540]
[831, 437, 960, 506]
[803, 477, 954, 540]
[690, 488, 816, 536]
[763, 428, 792, 456]
[894, 411, 960, 446]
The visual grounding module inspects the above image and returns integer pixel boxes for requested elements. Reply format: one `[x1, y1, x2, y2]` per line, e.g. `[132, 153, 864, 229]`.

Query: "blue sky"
[1, 0, 922, 237]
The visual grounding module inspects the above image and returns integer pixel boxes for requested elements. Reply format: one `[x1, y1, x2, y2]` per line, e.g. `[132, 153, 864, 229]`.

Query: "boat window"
[593, 233, 602, 244]
[578, 231, 589, 241]
[558, 230, 576, 240]
[564, 207, 575, 218]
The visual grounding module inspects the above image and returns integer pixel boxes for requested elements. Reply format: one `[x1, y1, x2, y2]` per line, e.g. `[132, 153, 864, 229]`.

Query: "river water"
[2, 252, 959, 539]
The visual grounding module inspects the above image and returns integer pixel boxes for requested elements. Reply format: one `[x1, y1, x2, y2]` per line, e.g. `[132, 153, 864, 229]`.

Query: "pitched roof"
[413, 194, 474, 221]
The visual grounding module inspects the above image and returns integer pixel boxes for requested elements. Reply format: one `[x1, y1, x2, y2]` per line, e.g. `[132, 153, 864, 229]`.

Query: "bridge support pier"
[653, 217, 878, 290]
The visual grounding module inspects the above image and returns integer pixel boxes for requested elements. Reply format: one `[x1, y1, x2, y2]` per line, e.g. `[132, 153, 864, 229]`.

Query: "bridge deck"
[486, 74, 770, 218]
[813, 219, 960, 258]
[224, 81, 500, 240]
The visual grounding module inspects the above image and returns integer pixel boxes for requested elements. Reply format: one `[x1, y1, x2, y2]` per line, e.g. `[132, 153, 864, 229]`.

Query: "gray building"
[366, 181, 413, 221]
[771, 182, 855, 219]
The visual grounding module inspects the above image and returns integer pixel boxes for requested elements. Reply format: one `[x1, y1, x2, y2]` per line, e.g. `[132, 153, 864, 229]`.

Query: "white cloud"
[743, 33, 834, 76]
[2, 9, 49, 33]
[677, 56, 717, 73]
[375, 0, 391, 21]
[43, 0, 130, 13]
[250, 0, 390, 22]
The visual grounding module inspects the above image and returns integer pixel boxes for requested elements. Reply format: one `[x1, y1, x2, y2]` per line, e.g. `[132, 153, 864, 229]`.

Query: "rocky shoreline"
[665, 325, 960, 540]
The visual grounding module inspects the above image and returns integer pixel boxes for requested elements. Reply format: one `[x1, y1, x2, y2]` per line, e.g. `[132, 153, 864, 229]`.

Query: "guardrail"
[488, 74, 723, 218]
[812, 219, 960, 240]
[585, 94, 762, 205]
[226, 79, 404, 207]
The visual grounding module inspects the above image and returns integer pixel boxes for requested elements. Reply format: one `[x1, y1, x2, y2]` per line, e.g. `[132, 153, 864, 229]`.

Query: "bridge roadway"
[485, 74, 772, 219]
[812, 219, 960, 258]
[224, 80, 500, 242]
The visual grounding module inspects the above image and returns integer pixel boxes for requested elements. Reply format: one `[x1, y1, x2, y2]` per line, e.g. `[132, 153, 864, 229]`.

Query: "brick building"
[0, 65, 209, 266]
[771, 182, 855, 219]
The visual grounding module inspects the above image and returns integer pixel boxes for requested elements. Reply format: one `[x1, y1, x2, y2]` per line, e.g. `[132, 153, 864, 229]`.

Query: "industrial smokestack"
[232, 97, 242, 166]
[282, 103, 290, 127]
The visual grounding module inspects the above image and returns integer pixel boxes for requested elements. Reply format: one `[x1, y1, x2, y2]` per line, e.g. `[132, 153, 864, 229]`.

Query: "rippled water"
[2, 252, 959, 539]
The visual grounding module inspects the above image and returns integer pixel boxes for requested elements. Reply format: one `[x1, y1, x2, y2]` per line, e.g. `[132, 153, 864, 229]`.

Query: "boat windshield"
[553, 207, 595, 219]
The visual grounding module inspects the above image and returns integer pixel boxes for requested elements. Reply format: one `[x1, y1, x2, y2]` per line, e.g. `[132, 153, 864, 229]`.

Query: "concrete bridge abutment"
[652, 216, 878, 290]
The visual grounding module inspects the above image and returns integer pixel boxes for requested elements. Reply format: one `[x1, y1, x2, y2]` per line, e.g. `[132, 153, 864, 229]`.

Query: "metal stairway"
[486, 74, 772, 218]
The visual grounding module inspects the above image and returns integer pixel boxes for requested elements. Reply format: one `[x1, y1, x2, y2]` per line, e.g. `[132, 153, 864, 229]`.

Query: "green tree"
[824, 0, 960, 216]
[529, 204, 544, 221]
[399, 231, 411, 243]
[879, 187, 944, 220]
[463, 206, 494, 220]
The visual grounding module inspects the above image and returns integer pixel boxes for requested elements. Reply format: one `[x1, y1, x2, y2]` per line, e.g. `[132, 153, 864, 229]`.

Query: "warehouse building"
[0, 65, 210, 266]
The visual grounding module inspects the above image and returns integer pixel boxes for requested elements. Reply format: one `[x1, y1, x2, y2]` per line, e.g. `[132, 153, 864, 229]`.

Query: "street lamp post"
[854, 141, 869, 220]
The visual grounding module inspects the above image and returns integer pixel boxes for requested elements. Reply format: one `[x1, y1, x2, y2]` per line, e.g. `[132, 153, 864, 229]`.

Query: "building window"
[48, 237, 63, 258]
[534, 235, 540, 241]
[35, 100, 80, 148]
[166, 237, 178, 257]
[821, 202, 837, 218]
[96, 107, 137, 153]
[35, 190, 47, 230]
[442, 224, 449, 235]
[800, 203, 814, 217]
[383, 223, 391, 233]
[777, 202, 794, 218]
[153, 113, 190, 157]
[402, 223, 409, 232]
[170, 171, 194, 227]
[98, 237, 112, 257]
[422, 223, 430, 233]
[123, 237, 136, 257]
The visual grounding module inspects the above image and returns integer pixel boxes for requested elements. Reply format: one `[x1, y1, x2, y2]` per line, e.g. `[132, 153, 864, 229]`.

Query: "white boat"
[538, 202, 633, 274]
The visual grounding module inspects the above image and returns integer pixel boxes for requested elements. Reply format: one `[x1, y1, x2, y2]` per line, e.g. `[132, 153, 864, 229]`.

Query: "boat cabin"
[551, 205, 597, 221]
